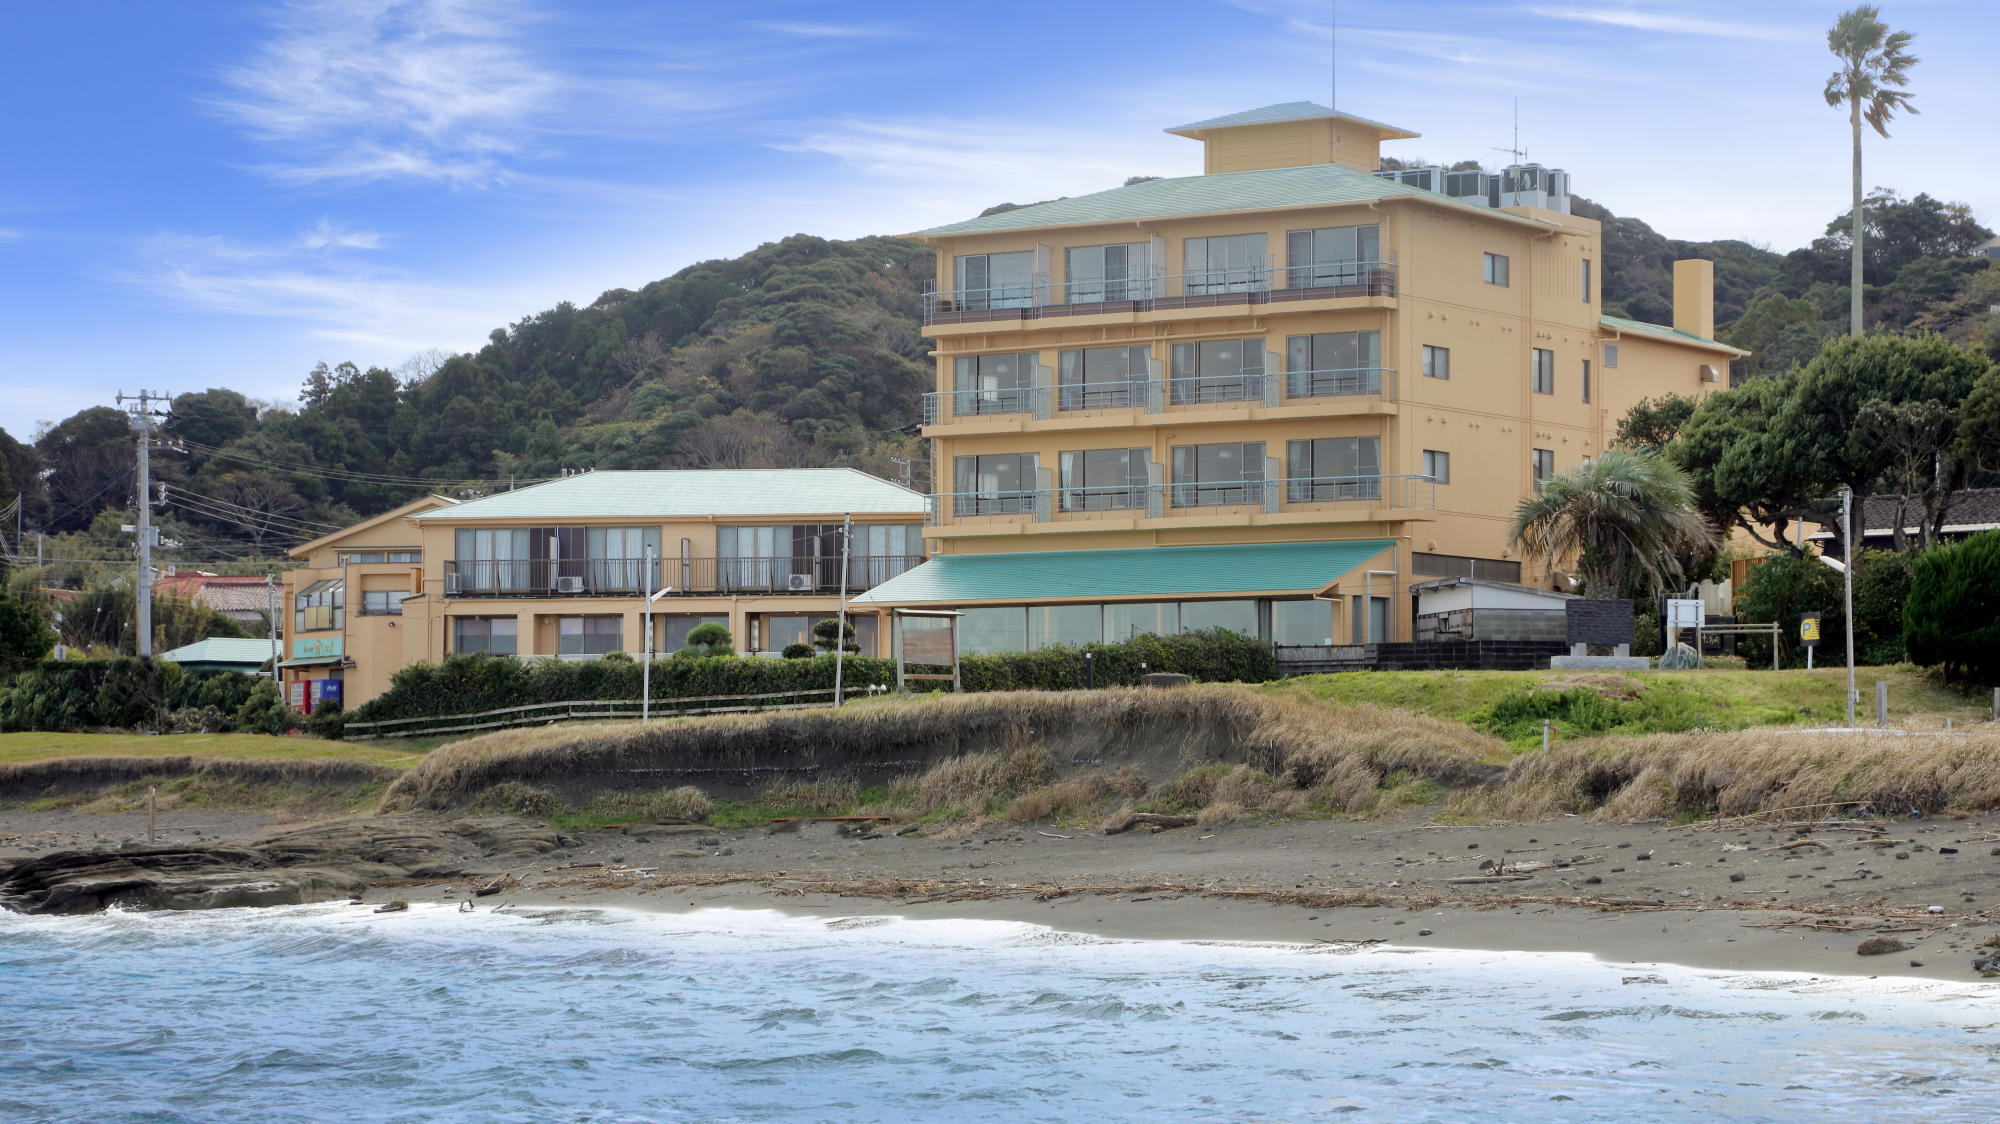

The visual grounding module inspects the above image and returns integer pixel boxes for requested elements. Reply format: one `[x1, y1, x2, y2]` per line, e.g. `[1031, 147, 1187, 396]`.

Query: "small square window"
[1422, 450, 1450, 484]
[1421, 345, 1450, 380]
[1483, 252, 1510, 286]
[1604, 343, 1620, 368]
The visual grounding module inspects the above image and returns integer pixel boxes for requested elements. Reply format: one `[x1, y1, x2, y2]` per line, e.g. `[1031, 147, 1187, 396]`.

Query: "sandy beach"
[13, 804, 1992, 981]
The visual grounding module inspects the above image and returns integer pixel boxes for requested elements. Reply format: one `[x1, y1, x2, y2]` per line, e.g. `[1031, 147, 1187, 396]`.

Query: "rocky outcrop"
[0, 815, 575, 915]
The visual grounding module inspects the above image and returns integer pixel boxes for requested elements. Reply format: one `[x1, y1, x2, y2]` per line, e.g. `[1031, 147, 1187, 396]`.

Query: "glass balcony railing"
[921, 369, 1395, 425]
[922, 260, 1395, 324]
[928, 475, 1434, 526]
[442, 555, 922, 596]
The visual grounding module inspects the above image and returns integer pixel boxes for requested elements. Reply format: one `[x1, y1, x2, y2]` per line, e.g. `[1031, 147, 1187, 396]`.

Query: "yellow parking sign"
[1800, 615, 1821, 645]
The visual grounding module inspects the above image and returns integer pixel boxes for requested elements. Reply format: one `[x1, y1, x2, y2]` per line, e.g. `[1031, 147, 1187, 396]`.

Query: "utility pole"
[267, 572, 280, 679]
[116, 390, 173, 658]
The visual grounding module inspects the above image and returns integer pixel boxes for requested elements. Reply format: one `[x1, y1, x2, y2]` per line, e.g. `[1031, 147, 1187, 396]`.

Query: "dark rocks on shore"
[0, 815, 574, 915]
[1856, 936, 1914, 957]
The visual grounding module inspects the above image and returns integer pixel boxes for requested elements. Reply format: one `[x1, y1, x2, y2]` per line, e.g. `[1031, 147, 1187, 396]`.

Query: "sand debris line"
[1678, 802, 1886, 833]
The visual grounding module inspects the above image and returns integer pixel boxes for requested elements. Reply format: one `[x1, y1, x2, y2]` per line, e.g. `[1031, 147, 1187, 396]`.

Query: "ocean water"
[2, 903, 1996, 1123]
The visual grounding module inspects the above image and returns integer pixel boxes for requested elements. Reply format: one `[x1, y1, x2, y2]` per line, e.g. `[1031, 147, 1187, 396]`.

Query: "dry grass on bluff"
[379, 688, 1511, 828]
[1458, 726, 2000, 823]
[0, 755, 400, 816]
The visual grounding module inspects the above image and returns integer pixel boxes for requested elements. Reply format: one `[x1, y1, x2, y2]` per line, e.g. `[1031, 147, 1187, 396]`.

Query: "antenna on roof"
[1328, 0, 1337, 110]
[1493, 98, 1528, 163]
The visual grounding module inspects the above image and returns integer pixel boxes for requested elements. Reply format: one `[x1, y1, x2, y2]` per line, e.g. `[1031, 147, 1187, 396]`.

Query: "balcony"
[922, 368, 1396, 426]
[442, 555, 923, 597]
[922, 260, 1396, 326]
[928, 475, 1436, 527]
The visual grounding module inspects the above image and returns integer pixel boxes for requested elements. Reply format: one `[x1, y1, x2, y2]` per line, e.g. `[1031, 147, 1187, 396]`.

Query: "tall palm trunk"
[1849, 93, 1864, 336]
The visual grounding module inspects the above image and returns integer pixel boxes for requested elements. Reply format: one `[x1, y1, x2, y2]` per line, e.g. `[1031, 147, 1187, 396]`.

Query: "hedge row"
[1904, 529, 2000, 684]
[0, 659, 282, 733]
[350, 629, 1280, 728]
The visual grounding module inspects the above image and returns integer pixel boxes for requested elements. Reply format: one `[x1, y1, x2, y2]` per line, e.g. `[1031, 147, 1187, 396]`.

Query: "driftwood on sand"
[1103, 814, 1197, 836]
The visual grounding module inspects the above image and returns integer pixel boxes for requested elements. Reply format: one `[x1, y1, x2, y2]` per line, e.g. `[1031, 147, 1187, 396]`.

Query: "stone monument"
[1549, 599, 1651, 669]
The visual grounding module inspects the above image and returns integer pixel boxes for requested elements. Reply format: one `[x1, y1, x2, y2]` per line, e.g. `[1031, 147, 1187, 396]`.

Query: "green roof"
[1600, 314, 1740, 352]
[1165, 101, 1417, 138]
[852, 539, 1395, 606]
[159, 638, 274, 667]
[914, 160, 1503, 237]
[411, 469, 929, 521]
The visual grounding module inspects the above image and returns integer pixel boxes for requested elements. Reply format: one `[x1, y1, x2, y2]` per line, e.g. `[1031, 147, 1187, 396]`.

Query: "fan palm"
[1824, 6, 1919, 337]
[1509, 449, 1715, 597]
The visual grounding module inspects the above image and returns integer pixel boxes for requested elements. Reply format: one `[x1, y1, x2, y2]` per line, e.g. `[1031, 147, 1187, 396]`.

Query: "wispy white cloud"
[1522, 5, 1815, 44]
[299, 219, 384, 251]
[122, 229, 533, 354]
[779, 115, 1189, 201]
[0, 228, 24, 243]
[211, 0, 560, 187]
[748, 20, 911, 40]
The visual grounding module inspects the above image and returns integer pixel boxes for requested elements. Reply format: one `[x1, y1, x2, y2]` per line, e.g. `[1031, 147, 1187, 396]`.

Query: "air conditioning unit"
[1397, 166, 1445, 193]
[554, 575, 584, 594]
[786, 573, 816, 592]
[443, 573, 462, 594]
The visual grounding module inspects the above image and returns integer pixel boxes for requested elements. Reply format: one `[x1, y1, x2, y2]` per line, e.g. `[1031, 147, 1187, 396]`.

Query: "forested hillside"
[1, 178, 1993, 581]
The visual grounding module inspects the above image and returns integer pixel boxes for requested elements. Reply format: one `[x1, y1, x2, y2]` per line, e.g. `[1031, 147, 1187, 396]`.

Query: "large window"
[1270, 599, 1333, 646]
[657, 613, 727, 653]
[1170, 442, 1265, 507]
[1169, 338, 1264, 404]
[960, 607, 1028, 655]
[1284, 331, 1381, 397]
[952, 352, 1037, 415]
[360, 589, 407, 616]
[953, 251, 1035, 310]
[453, 616, 517, 655]
[844, 524, 924, 587]
[1184, 233, 1268, 294]
[559, 616, 622, 655]
[454, 528, 531, 592]
[1285, 224, 1380, 287]
[1059, 447, 1149, 511]
[1351, 596, 1391, 644]
[339, 551, 420, 565]
[1483, 252, 1510, 286]
[294, 579, 343, 632]
[1422, 345, 1450, 381]
[1065, 242, 1148, 303]
[1029, 604, 1103, 649]
[1532, 348, 1555, 395]
[1104, 602, 1178, 642]
[1181, 600, 1257, 637]
[1533, 448, 1556, 488]
[953, 453, 1039, 515]
[1287, 437, 1380, 501]
[1056, 346, 1149, 411]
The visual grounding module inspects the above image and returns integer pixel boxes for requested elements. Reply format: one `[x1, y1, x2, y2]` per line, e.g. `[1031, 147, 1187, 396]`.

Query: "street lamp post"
[641, 545, 673, 724]
[1842, 487, 1856, 727]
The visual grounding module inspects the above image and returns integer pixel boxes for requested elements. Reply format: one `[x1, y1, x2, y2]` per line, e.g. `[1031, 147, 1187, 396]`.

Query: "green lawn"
[1265, 664, 1989, 744]
[0, 731, 427, 768]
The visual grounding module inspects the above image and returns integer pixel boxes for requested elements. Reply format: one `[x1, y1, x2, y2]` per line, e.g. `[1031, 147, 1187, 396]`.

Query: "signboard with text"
[293, 636, 343, 660]
[1666, 599, 1704, 630]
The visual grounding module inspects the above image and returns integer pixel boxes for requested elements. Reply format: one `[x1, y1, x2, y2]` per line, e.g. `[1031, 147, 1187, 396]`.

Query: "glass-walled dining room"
[955, 597, 1337, 654]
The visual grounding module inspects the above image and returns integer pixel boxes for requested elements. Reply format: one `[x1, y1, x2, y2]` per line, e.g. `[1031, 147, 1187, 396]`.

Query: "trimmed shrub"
[1906, 530, 2000, 683]
[957, 629, 1279, 692]
[781, 643, 814, 659]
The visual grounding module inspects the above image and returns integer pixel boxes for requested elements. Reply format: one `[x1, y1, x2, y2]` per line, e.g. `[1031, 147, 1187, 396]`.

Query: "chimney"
[1672, 259, 1715, 340]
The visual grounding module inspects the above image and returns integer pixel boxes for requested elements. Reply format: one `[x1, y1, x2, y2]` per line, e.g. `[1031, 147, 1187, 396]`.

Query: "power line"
[168, 485, 348, 532]
[164, 494, 344, 540]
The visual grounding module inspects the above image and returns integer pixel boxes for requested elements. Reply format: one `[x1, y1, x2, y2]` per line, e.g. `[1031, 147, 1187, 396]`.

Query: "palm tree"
[1509, 449, 1715, 598]
[1824, 6, 1918, 337]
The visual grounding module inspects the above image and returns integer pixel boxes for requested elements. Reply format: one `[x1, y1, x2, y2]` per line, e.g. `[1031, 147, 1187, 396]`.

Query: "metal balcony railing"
[921, 369, 1396, 425]
[923, 260, 1396, 325]
[442, 555, 922, 597]
[928, 475, 1435, 526]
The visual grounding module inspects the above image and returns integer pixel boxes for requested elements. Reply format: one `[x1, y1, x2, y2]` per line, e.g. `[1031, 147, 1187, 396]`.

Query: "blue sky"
[2, 0, 1994, 439]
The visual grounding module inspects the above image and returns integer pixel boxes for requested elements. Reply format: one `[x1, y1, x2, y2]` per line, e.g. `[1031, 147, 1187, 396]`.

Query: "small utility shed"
[158, 637, 274, 675]
[1412, 578, 1574, 642]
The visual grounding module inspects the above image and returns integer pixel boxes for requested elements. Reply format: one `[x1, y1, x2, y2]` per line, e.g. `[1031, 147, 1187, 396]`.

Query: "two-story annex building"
[280, 469, 927, 708]
[854, 102, 1744, 650]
